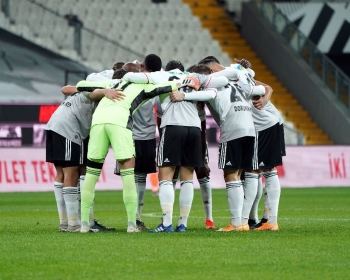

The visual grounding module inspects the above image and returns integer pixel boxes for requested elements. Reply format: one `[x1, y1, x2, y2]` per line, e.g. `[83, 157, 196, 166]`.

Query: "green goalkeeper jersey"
[76, 79, 177, 130]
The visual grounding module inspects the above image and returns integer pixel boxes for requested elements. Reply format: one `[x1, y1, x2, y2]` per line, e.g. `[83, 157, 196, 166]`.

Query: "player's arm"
[170, 88, 217, 102]
[252, 80, 273, 110]
[207, 68, 238, 84]
[88, 88, 125, 101]
[86, 70, 114, 81]
[123, 71, 169, 84]
[76, 79, 115, 92]
[131, 81, 179, 113]
[61, 85, 78, 96]
[234, 58, 252, 69]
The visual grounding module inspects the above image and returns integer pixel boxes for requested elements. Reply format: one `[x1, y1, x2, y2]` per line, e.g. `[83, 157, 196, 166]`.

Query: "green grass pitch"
[0, 187, 349, 279]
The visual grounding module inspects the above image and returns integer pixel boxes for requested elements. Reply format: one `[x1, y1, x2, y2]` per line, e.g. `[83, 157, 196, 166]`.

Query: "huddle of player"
[45, 53, 285, 233]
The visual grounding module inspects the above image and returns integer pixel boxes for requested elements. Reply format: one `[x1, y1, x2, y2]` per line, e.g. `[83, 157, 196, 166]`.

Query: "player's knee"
[86, 159, 104, 170]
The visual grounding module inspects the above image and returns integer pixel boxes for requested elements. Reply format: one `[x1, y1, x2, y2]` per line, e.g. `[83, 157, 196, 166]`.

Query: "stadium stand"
[0, 0, 341, 145]
[183, 0, 333, 145]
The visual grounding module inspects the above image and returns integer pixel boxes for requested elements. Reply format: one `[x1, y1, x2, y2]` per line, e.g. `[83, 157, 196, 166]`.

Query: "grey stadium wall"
[241, 2, 350, 145]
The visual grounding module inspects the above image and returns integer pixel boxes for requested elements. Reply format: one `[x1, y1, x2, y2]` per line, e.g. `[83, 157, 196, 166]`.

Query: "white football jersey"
[86, 69, 114, 82]
[45, 92, 97, 144]
[184, 81, 256, 142]
[132, 99, 157, 140]
[230, 64, 281, 131]
[124, 70, 211, 129]
[210, 82, 255, 142]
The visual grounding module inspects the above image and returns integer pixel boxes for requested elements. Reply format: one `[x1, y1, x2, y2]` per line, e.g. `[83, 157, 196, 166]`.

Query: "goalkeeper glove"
[177, 76, 200, 91]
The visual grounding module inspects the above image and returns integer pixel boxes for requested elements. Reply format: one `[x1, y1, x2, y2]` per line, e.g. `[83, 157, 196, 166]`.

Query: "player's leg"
[217, 141, 243, 231]
[248, 172, 263, 228]
[53, 165, 67, 231]
[134, 138, 157, 230]
[217, 167, 244, 232]
[241, 133, 259, 228]
[172, 166, 180, 190]
[46, 130, 68, 231]
[217, 137, 254, 232]
[79, 139, 94, 227]
[79, 163, 115, 232]
[108, 124, 138, 233]
[196, 141, 215, 229]
[254, 124, 282, 231]
[176, 166, 195, 232]
[135, 172, 147, 227]
[241, 171, 259, 228]
[149, 126, 182, 233]
[46, 130, 66, 231]
[175, 126, 201, 232]
[150, 165, 176, 233]
[62, 164, 81, 232]
[262, 185, 270, 223]
[254, 167, 280, 231]
[80, 124, 110, 233]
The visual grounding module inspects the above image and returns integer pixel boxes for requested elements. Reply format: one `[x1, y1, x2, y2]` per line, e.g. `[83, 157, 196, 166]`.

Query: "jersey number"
[228, 84, 248, 102]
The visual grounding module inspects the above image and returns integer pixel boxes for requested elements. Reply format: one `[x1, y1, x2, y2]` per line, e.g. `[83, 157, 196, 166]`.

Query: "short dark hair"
[144, 54, 162, 72]
[112, 62, 125, 71]
[191, 64, 212, 75]
[198, 56, 220, 65]
[165, 60, 184, 72]
[186, 64, 196, 72]
[112, 69, 128, 79]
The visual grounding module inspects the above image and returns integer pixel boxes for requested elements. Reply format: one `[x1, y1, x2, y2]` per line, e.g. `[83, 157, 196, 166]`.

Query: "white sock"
[241, 172, 258, 224]
[226, 181, 244, 227]
[136, 173, 147, 221]
[77, 175, 84, 222]
[159, 180, 174, 227]
[249, 173, 263, 222]
[63, 186, 80, 227]
[54, 182, 67, 226]
[263, 187, 269, 220]
[198, 177, 213, 220]
[264, 170, 281, 224]
[178, 180, 194, 227]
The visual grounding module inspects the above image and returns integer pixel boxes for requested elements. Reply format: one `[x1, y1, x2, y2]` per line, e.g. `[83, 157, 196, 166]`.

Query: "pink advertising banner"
[0, 146, 349, 192]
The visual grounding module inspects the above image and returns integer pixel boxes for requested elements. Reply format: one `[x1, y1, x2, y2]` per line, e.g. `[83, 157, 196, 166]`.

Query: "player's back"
[46, 92, 96, 143]
[231, 64, 281, 130]
[208, 82, 255, 142]
[92, 80, 149, 128]
[146, 70, 202, 129]
[132, 99, 156, 140]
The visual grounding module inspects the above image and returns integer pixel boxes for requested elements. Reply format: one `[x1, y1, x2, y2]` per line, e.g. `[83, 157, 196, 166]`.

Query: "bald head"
[122, 62, 140, 73]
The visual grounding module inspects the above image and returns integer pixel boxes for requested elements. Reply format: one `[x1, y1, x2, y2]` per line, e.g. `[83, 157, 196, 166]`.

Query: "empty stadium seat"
[6, 0, 235, 72]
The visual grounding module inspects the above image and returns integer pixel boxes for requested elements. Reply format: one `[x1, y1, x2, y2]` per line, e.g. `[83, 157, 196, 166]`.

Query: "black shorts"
[114, 138, 157, 175]
[158, 125, 202, 168]
[253, 123, 283, 170]
[279, 124, 286, 157]
[218, 136, 255, 170]
[46, 130, 88, 167]
[134, 138, 157, 173]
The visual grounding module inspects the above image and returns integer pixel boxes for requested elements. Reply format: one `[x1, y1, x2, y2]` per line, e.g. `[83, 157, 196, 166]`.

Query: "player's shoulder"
[86, 69, 114, 82]
[230, 64, 255, 78]
[168, 69, 190, 78]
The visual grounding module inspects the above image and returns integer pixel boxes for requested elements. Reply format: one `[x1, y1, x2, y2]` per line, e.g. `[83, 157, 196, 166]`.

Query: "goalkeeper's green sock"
[121, 168, 138, 227]
[81, 167, 101, 226]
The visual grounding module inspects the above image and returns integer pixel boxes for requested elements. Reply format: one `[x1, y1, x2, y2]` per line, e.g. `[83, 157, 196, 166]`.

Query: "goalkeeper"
[76, 54, 199, 233]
